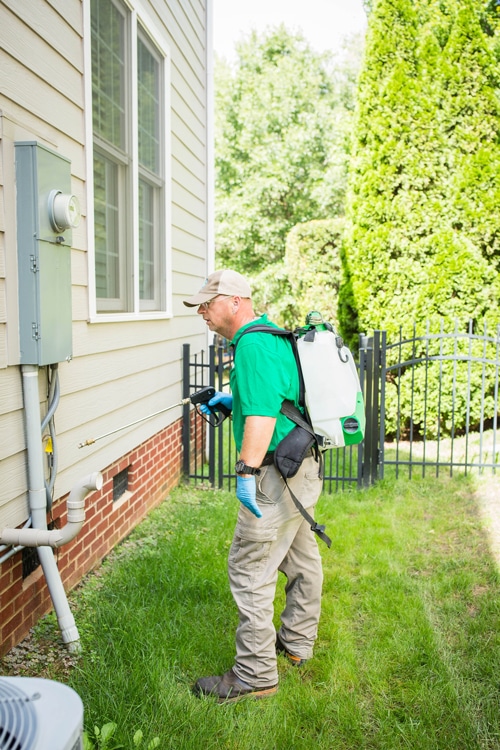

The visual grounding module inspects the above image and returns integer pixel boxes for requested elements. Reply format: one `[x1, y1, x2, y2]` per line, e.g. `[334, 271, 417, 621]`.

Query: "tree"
[340, 0, 500, 346]
[214, 26, 360, 287]
[269, 219, 345, 329]
[339, 0, 500, 434]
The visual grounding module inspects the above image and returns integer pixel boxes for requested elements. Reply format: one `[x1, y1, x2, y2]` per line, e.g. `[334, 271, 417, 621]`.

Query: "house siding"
[0, 0, 211, 653]
[0, 113, 10, 370]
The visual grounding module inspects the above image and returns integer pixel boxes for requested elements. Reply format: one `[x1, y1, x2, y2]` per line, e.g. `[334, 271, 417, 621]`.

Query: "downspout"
[16, 364, 101, 651]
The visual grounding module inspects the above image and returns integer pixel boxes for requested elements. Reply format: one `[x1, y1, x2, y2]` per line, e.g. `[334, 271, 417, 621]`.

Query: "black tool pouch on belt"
[274, 425, 316, 479]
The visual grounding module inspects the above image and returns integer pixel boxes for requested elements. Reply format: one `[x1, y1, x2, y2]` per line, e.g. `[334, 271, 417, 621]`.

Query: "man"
[183, 269, 323, 703]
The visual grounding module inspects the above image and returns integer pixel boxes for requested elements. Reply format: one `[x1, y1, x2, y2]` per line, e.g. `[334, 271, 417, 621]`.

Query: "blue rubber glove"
[236, 475, 262, 518]
[200, 391, 233, 416]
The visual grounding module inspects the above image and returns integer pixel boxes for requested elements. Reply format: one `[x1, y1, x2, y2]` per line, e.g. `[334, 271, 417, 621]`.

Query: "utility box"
[15, 142, 80, 365]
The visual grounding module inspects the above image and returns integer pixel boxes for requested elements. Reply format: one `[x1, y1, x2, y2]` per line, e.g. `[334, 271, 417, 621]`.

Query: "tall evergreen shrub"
[340, 0, 500, 435]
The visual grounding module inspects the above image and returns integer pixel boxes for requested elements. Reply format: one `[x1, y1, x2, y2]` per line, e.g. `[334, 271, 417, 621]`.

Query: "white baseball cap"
[183, 269, 252, 307]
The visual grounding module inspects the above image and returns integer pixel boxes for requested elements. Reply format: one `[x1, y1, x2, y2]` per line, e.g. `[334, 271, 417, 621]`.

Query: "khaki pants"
[228, 454, 324, 688]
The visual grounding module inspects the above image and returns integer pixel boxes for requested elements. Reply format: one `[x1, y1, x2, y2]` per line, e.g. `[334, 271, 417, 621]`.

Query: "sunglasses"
[198, 295, 232, 311]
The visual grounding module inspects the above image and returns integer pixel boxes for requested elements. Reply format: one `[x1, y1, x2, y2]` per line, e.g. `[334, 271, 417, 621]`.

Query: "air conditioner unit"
[0, 677, 83, 750]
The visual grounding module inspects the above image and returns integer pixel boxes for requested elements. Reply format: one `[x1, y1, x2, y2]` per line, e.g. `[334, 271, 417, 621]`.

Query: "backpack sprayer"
[295, 312, 365, 448]
[236, 312, 366, 450]
[78, 386, 228, 448]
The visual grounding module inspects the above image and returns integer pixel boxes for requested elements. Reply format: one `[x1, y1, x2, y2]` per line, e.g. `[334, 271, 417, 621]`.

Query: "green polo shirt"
[230, 315, 300, 452]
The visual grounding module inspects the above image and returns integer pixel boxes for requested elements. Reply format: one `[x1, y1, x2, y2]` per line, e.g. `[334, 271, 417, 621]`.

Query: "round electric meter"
[48, 190, 81, 232]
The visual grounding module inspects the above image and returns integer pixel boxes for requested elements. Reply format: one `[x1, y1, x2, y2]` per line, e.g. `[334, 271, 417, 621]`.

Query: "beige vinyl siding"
[0, 120, 7, 370]
[168, 0, 210, 287]
[0, 0, 210, 532]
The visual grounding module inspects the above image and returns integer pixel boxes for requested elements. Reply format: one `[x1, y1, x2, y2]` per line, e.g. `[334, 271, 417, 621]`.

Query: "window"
[90, 0, 169, 316]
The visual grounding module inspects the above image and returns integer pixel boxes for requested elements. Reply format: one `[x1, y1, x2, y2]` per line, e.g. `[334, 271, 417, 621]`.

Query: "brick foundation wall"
[0, 413, 201, 656]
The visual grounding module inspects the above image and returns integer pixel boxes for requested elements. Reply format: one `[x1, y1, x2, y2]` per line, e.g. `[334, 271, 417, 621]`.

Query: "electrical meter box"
[15, 141, 80, 365]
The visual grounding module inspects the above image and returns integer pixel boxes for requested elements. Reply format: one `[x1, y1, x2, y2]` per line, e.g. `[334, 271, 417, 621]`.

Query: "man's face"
[197, 295, 234, 337]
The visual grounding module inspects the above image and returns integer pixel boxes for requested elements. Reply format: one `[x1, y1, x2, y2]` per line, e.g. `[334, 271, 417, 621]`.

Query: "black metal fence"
[182, 321, 500, 491]
[378, 320, 500, 478]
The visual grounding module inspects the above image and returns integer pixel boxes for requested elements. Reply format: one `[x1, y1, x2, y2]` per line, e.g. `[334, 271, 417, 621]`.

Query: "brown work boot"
[276, 633, 308, 667]
[192, 668, 278, 703]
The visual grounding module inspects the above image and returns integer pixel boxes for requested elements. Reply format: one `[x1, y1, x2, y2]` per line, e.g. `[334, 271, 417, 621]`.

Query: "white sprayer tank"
[297, 327, 362, 448]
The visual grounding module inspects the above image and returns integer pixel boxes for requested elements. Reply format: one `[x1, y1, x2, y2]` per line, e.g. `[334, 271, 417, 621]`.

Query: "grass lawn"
[2, 473, 500, 749]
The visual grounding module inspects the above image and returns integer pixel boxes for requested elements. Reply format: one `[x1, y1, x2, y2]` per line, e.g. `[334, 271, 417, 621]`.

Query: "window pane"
[139, 178, 155, 302]
[138, 36, 160, 174]
[91, 0, 125, 150]
[94, 152, 120, 299]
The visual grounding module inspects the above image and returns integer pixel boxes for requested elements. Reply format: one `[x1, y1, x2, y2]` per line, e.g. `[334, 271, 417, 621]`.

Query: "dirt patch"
[0, 621, 80, 680]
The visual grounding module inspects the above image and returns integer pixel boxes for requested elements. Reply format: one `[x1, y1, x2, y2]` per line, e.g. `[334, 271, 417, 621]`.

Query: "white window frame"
[83, 0, 172, 322]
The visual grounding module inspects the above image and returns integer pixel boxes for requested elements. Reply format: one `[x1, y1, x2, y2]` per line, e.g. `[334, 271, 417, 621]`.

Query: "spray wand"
[78, 386, 229, 448]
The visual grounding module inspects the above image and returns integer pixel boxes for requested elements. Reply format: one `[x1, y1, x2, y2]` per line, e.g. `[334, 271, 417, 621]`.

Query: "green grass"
[4, 474, 500, 749]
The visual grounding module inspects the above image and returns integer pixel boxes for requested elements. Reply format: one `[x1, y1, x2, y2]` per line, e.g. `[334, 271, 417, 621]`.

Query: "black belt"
[260, 451, 275, 466]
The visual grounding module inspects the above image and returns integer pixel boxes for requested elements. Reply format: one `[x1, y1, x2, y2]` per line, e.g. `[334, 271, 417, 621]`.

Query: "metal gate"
[182, 320, 500, 491]
[378, 320, 500, 478]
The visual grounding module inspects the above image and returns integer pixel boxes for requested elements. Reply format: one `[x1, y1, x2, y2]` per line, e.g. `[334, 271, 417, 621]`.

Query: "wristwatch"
[235, 460, 261, 476]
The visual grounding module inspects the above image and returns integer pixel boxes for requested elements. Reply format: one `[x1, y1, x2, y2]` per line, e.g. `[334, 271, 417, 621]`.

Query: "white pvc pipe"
[0, 472, 103, 548]
[17, 365, 102, 652]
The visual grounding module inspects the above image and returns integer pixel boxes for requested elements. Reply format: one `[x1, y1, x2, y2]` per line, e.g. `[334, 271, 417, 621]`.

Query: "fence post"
[358, 334, 368, 488]
[360, 331, 383, 486]
[378, 330, 387, 480]
[361, 334, 374, 486]
[182, 343, 191, 478]
[208, 344, 216, 486]
[215, 343, 228, 489]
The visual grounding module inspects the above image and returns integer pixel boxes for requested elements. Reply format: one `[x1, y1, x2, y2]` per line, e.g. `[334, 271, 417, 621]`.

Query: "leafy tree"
[214, 26, 360, 283]
[268, 219, 345, 329]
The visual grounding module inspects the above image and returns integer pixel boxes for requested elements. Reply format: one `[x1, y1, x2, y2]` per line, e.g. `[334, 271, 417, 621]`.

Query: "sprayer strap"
[283, 478, 331, 548]
[278, 400, 330, 546]
[280, 400, 315, 436]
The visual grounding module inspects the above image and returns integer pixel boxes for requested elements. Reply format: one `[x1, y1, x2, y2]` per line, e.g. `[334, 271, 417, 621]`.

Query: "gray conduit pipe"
[16, 364, 102, 651]
[1, 365, 61, 558]
[41, 364, 60, 432]
[42, 365, 60, 510]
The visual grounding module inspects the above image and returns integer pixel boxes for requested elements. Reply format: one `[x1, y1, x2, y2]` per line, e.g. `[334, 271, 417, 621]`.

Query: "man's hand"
[236, 475, 262, 518]
[200, 391, 233, 416]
